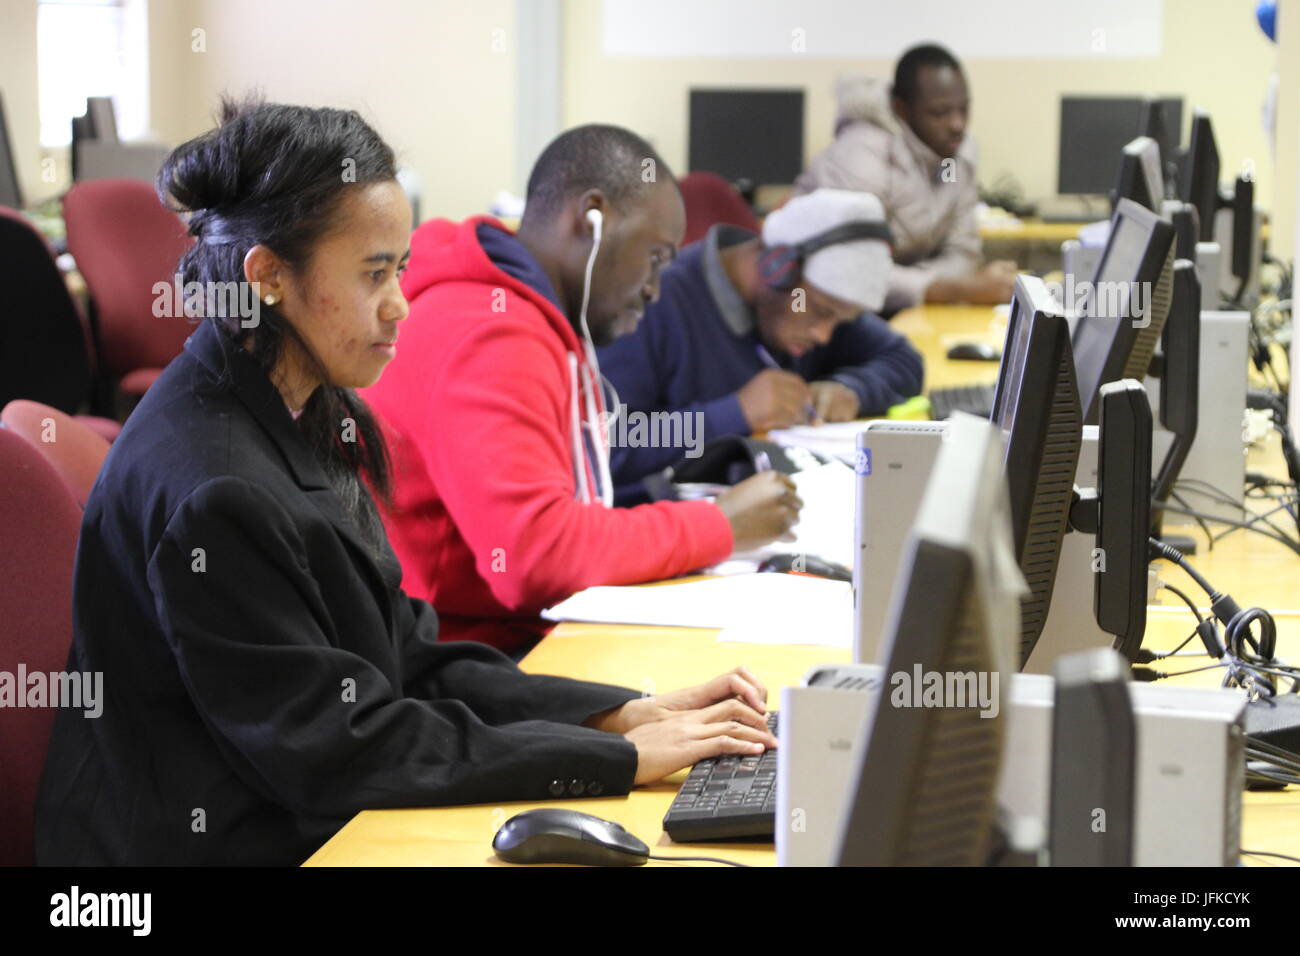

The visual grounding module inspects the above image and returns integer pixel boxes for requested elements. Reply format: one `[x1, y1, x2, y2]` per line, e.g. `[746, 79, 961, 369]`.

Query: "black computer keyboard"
[928, 383, 996, 421]
[662, 712, 778, 842]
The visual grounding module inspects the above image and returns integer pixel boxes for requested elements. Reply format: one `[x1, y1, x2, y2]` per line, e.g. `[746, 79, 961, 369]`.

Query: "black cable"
[1147, 583, 1206, 660]
[1175, 479, 1298, 540]
[1167, 488, 1215, 547]
[1150, 538, 1217, 595]
[1148, 538, 1287, 696]
[1248, 737, 1300, 763]
[1140, 661, 1228, 680]
[646, 854, 749, 867]
[1214, 497, 1300, 544]
[1161, 582, 1204, 623]
[1158, 504, 1300, 554]
[1246, 744, 1300, 775]
[1244, 766, 1300, 786]
[1243, 742, 1300, 787]
[1246, 750, 1300, 776]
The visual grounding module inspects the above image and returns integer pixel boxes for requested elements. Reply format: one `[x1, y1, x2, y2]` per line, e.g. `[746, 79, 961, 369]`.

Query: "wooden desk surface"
[979, 219, 1085, 243]
[305, 303, 1300, 867]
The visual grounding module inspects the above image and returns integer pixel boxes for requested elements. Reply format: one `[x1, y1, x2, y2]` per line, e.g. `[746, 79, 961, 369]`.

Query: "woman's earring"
[264, 294, 278, 306]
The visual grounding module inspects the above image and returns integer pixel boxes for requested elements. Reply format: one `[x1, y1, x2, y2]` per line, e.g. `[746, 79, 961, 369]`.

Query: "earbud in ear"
[586, 208, 603, 232]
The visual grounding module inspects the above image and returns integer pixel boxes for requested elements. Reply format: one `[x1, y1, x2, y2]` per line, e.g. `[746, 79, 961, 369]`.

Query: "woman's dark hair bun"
[157, 98, 255, 217]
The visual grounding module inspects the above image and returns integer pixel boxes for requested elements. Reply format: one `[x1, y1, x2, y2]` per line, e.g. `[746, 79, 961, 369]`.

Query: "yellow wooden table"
[980, 219, 1086, 244]
[305, 304, 1300, 867]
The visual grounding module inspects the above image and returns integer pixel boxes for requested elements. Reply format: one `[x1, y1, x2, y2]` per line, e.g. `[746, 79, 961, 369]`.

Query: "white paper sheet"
[715, 461, 857, 573]
[766, 422, 866, 465]
[541, 572, 853, 647]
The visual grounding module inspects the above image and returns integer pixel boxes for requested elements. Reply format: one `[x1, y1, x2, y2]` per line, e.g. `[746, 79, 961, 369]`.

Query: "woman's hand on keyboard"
[625, 703, 778, 785]
[588, 666, 769, 735]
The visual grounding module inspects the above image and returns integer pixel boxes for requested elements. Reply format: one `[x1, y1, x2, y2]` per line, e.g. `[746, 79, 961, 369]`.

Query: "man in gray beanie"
[794, 44, 1016, 314]
[598, 187, 924, 498]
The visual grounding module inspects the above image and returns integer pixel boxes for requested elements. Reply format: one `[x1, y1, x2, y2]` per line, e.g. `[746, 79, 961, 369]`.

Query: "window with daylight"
[37, 0, 150, 147]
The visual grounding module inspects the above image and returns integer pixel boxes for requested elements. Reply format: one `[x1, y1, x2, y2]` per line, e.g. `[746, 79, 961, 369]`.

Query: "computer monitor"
[1113, 136, 1163, 213]
[1071, 198, 1176, 424]
[86, 96, 119, 143]
[1048, 648, 1136, 865]
[1181, 109, 1256, 300]
[1228, 173, 1255, 297]
[1059, 96, 1183, 196]
[1151, 261, 1201, 536]
[1180, 110, 1221, 242]
[688, 89, 804, 188]
[1164, 199, 1200, 260]
[1139, 96, 1179, 195]
[834, 413, 1024, 866]
[991, 275, 1083, 668]
[1092, 380, 1153, 657]
[0, 92, 23, 209]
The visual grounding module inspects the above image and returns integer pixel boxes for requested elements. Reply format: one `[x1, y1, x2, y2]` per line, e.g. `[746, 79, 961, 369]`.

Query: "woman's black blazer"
[35, 319, 639, 865]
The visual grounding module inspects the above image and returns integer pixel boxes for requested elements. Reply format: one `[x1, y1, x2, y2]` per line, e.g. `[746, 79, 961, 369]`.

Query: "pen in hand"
[754, 343, 818, 425]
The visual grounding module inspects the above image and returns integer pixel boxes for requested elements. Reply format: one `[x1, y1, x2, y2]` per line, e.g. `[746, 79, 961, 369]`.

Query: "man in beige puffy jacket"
[794, 44, 1016, 315]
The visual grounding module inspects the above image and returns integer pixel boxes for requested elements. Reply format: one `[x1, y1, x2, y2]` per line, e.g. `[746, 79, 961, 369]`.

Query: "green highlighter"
[886, 395, 933, 420]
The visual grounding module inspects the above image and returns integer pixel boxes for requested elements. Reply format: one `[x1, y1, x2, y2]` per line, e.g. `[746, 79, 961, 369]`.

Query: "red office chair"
[0, 207, 120, 441]
[678, 171, 761, 247]
[62, 179, 195, 399]
[2, 401, 111, 507]
[0, 428, 82, 865]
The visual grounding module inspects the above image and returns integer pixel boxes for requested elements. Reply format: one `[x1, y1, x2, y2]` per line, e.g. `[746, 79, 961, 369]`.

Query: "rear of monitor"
[1151, 261, 1201, 536]
[71, 96, 119, 182]
[1113, 136, 1162, 213]
[1047, 648, 1137, 866]
[1228, 174, 1255, 298]
[73, 140, 170, 184]
[1164, 199, 1200, 260]
[86, 96, 119, 143]
[1058, 95, 1183, 197]
[688, 89, 804, 189]
[1181, 110, 1221, 243]
[1072, 198, 1176, 425]
[1120, 243, 1175, 383]
[991, 275, 1083, 668]
[0, 91, 22, 209]
[1139, 96, 1180, 195]
[1092, 380, 1152, 656]
[835, 414, 1023, 866]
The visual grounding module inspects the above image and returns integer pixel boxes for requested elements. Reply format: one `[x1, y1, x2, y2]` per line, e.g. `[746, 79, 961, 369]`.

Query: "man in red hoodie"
[363, 125, 800, 657]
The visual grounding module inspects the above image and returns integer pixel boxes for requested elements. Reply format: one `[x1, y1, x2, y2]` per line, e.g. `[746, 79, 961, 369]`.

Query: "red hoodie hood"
[361, 215, 735, 654]
[399, 215, 586, 358]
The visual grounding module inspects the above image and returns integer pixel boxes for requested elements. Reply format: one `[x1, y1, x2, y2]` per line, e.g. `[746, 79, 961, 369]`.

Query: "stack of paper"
[766, 422, 866, 465]
[541, 573, 853, 648]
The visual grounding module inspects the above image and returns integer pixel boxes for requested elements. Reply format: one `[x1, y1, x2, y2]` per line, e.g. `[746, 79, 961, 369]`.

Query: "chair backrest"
[0, 206, 93, 413]
[678, 171, 761, 247]
[2, 400, 110, 507]
[62, 178, 195, 377]
[0, 428, 82, 865]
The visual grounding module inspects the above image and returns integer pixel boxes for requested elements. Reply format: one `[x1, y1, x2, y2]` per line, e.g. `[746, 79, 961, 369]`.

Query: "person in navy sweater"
[599, 188, 924, 495]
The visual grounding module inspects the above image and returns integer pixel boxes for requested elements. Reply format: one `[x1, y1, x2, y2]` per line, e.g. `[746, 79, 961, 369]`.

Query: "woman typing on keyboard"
[34, 98, 776, 866]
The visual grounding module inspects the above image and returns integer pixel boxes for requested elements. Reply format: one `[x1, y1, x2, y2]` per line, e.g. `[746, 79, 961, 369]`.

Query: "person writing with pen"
[600, 188, 923, 500]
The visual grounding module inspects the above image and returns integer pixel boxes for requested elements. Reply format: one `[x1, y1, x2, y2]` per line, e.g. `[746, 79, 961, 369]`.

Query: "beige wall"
[0, 0, 44, 203]
[562, 0, 1280, 211]
[2, 0, 1292, 230]
[1276, 0, 1299, 263]
[0, 0, 518, 219]
[160, 0, 518, 221]
[147, 0, 203, 148]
